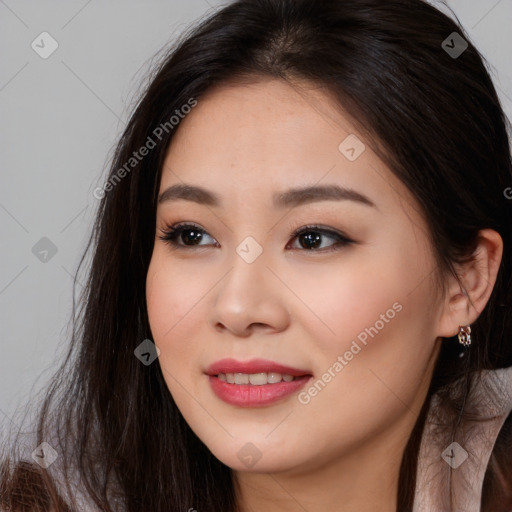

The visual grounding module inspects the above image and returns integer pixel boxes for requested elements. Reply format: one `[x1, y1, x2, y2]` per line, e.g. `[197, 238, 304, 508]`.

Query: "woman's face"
[146, 78, 444, 475]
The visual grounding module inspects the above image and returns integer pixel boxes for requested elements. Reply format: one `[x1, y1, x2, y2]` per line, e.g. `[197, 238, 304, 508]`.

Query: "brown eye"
[288, 225, 354, 252]
[158, 223, 217, 248]
[158, 223, 354, 253]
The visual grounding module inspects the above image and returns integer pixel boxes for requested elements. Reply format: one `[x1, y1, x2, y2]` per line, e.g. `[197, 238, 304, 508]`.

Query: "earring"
[458, 325, 471, 346]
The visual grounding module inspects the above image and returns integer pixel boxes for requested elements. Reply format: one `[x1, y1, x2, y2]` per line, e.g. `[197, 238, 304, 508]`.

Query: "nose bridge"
[222, 233, 269, 298]
[210, 232, 289, 334]
[235, 234, 266, 266]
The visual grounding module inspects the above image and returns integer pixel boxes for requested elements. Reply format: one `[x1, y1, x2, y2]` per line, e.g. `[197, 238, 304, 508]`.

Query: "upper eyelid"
[159, 222, 352, 247]
[163, 222, 345, 237]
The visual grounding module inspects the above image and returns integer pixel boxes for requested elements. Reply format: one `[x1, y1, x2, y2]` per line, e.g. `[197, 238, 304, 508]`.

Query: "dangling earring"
[458, 325, 471, 346]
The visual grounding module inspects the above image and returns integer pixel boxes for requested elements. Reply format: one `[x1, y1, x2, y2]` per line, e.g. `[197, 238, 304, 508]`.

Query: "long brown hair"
[2, 0, 512, 510]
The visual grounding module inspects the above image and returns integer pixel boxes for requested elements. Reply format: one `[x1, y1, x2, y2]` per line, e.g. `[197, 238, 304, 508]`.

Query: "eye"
[158, 222, 354, 252]
[287, 225, 354, 252]
[158, 223, 217, 249]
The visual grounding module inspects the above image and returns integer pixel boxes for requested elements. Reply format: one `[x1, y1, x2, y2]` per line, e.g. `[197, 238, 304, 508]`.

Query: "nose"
[208, 245, 290, 337]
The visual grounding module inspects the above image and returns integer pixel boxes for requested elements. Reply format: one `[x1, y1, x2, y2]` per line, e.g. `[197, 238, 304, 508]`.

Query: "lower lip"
[207, 375, 312, 407]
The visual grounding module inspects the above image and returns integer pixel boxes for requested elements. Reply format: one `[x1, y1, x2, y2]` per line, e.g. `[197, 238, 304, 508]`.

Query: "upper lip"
[205, 358, 312, 377]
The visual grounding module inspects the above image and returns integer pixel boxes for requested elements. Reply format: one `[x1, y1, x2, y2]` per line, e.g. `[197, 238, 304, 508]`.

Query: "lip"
[205, 358, 311, 377]
[205, 358, 313, 407]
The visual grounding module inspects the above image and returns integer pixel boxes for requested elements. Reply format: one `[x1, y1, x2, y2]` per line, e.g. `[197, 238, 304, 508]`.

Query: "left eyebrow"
[158, 183, 377, 210]
[273, 184, 377, 210]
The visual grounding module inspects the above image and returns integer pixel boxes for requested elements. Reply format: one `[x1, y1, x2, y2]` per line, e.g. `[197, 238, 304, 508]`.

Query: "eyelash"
[157, 222, 354, 253]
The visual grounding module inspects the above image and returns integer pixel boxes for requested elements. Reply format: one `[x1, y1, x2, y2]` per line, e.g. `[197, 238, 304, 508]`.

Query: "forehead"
[158, 78, 419, 221]
[164, 78, 354, 172]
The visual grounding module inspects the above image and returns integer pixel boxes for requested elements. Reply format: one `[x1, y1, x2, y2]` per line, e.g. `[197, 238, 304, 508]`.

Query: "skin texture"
[145, 78, 503, 512]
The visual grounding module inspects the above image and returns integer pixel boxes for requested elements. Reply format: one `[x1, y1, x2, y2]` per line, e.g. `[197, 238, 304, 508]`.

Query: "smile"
[217, 372, 297, 385]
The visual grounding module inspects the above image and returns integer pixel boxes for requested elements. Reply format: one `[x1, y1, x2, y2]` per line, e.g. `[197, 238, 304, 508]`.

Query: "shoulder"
[469, 365, 512, 418]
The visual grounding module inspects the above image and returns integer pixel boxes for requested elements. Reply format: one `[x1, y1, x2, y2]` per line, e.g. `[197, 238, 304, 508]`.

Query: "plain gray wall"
[1, 0, 512, 433]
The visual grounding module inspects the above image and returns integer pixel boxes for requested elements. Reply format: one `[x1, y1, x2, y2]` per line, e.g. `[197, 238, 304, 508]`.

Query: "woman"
[1, 0, 512, 510]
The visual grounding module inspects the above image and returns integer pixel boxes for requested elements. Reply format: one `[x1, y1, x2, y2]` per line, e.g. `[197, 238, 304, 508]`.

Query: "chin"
[204, 440, 302, 474]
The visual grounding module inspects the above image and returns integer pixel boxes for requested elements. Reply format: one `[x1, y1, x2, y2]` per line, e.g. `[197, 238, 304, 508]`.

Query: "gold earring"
[458, 325, 471, 346]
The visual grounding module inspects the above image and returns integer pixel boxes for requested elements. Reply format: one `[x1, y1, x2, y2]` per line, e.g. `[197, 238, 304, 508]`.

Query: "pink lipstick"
[205, 358, 313, 407]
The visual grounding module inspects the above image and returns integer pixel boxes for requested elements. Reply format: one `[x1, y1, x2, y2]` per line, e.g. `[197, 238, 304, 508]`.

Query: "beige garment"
[414, 366, 512, 512]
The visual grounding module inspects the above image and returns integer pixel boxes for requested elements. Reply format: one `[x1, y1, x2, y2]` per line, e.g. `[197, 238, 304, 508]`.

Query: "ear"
[437, 229, 503, 338]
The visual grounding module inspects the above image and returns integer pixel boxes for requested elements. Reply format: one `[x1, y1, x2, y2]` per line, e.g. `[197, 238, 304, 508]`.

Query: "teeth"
[268, 372, 283, 383]
[234, 373, 249, 385]
[217, 372, 299, 385]
[249, 373, 267, 385]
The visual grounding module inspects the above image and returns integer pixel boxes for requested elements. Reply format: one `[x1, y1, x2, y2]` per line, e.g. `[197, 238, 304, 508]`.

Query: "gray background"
[1, 0, 511, 433]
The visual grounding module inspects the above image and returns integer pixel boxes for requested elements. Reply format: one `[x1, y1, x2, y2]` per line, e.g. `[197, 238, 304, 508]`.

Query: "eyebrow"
[158, 183, 377, 209]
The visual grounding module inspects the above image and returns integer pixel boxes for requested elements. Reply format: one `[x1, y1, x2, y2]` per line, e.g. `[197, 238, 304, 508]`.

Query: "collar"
[414, 365, 512, 512]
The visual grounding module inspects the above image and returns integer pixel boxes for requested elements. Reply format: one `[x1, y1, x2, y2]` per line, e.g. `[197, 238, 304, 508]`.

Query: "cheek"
[146, 252, 203, 373]
[299, 244, 438, 426]
[294, 236, 437, 391]
[146, 249, 210, 336]
[290, 242, 426, 355]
